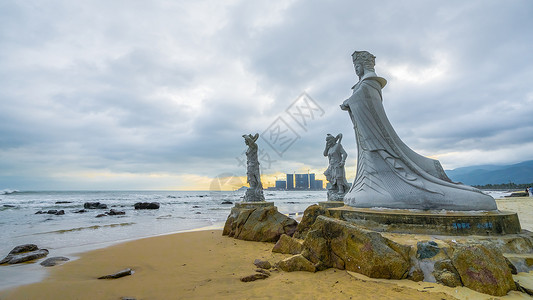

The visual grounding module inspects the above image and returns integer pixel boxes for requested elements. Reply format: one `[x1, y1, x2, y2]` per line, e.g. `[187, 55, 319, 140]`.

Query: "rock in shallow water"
[134, 202, 160, 209]
[40, 256, 70, 267]
[0, 244, 49, 265]
[84, 202, 108, 209]
[35, 210, 65, 215]
[107, 209, 125, 216]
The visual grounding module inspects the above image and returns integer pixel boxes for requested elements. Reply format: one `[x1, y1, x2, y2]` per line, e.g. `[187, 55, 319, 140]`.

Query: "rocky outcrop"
[40, 256, 70, 267]
[134, 202, 160, 210]
[293, 205, 326, 239]
[272, 234, 303, 255]
[451, 243, 516, 296]
[300, 216, 411, 279]
[223, 206, 297, 242]
[98, 268, 133, 279]
[84, 202, 108, 209]
[0, 244, 49, 265]
[277, 254, 316, 272]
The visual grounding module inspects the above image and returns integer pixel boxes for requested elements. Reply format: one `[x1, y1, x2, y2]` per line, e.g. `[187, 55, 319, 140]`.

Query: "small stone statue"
[324, 133, 350, 201]
[242, 133, 265, 202]
[340, 50, 497, 210]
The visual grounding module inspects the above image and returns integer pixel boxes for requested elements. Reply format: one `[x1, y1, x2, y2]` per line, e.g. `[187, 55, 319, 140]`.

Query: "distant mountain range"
[445, 160, 533, 186]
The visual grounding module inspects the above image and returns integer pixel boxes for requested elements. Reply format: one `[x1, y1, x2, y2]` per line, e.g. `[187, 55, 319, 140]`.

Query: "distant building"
[286, 174, 294, 190]
[312, 179, 323, 190]
[280, 173, 324, 190]
[295, 174, 309, 189]
[275, 180, 286, 190]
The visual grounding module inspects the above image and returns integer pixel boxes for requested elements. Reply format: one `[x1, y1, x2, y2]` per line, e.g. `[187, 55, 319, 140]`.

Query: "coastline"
[0, 222, 226, 292]
[1, 196, 532, 299]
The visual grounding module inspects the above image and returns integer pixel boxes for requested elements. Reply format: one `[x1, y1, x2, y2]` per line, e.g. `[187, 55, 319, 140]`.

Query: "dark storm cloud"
[1, 0, 532, 189]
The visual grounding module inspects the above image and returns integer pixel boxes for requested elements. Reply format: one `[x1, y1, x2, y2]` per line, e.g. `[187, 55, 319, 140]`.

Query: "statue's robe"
[341, 72, 497, 211]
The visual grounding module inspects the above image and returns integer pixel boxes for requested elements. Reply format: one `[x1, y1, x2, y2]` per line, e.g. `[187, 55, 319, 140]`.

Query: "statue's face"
[355, 63, 364, 77]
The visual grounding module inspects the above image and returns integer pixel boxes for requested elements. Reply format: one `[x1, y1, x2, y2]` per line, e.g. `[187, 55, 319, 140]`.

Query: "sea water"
[0, 190, 325, 290]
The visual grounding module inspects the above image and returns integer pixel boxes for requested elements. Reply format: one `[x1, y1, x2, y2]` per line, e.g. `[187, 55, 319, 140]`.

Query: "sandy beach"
[0, 230, 456, 300]
[1, 197, 533, 300]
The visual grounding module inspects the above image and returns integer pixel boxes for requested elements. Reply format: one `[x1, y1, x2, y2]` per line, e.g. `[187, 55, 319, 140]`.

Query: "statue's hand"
[340, 103, 349, 111]
[340, 99, 350, 111]
[339, 161, 345, 168]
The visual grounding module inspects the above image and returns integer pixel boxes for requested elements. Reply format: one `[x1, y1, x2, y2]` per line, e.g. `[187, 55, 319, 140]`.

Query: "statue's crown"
[352, 50, 376, 68]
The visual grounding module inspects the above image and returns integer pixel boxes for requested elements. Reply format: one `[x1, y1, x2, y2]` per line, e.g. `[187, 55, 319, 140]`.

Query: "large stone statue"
[340, 50, 497, 211]
[324, 133, 350, 201]
[242, 133, 265, 202]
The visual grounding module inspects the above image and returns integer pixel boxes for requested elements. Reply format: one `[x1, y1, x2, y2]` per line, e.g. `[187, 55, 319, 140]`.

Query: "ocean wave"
[30, 222, 136, 235]
[1, 189, 19, 195]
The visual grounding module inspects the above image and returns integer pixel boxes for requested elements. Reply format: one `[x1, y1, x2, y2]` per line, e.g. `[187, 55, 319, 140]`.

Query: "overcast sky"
[1, 0, 532, 190]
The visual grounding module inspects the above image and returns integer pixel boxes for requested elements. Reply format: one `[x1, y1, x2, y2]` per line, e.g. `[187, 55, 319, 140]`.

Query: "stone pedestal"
[327, 190, 346, 202]
[234, 201, 274, 209]
[318, 201, 344, 209]
[326, 206, 521, 236]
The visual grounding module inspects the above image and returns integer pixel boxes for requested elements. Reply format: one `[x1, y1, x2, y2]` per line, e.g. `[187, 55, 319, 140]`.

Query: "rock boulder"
[223, 206, 297, 242]
[40, 256, 70, 267]
[272, 234, 304, 255]
[433, 259, 462, 287]
[134, 202, 160, 210]
[301, 216, 411, 279]
[277, 254, 316, 272]
[293, 204, 326, 239]
[451, 243, 516, 296]
[98, 268, 133, 279]
[1, 244, 49, 265]
[253, 259, 272, 269]
[84, 202, 108, 209]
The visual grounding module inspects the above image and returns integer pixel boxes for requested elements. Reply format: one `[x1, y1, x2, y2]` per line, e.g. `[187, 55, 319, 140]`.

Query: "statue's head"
[243, 133, 259, 146]
[352, 51, 376, 76]
[325, 134, 338, 146]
